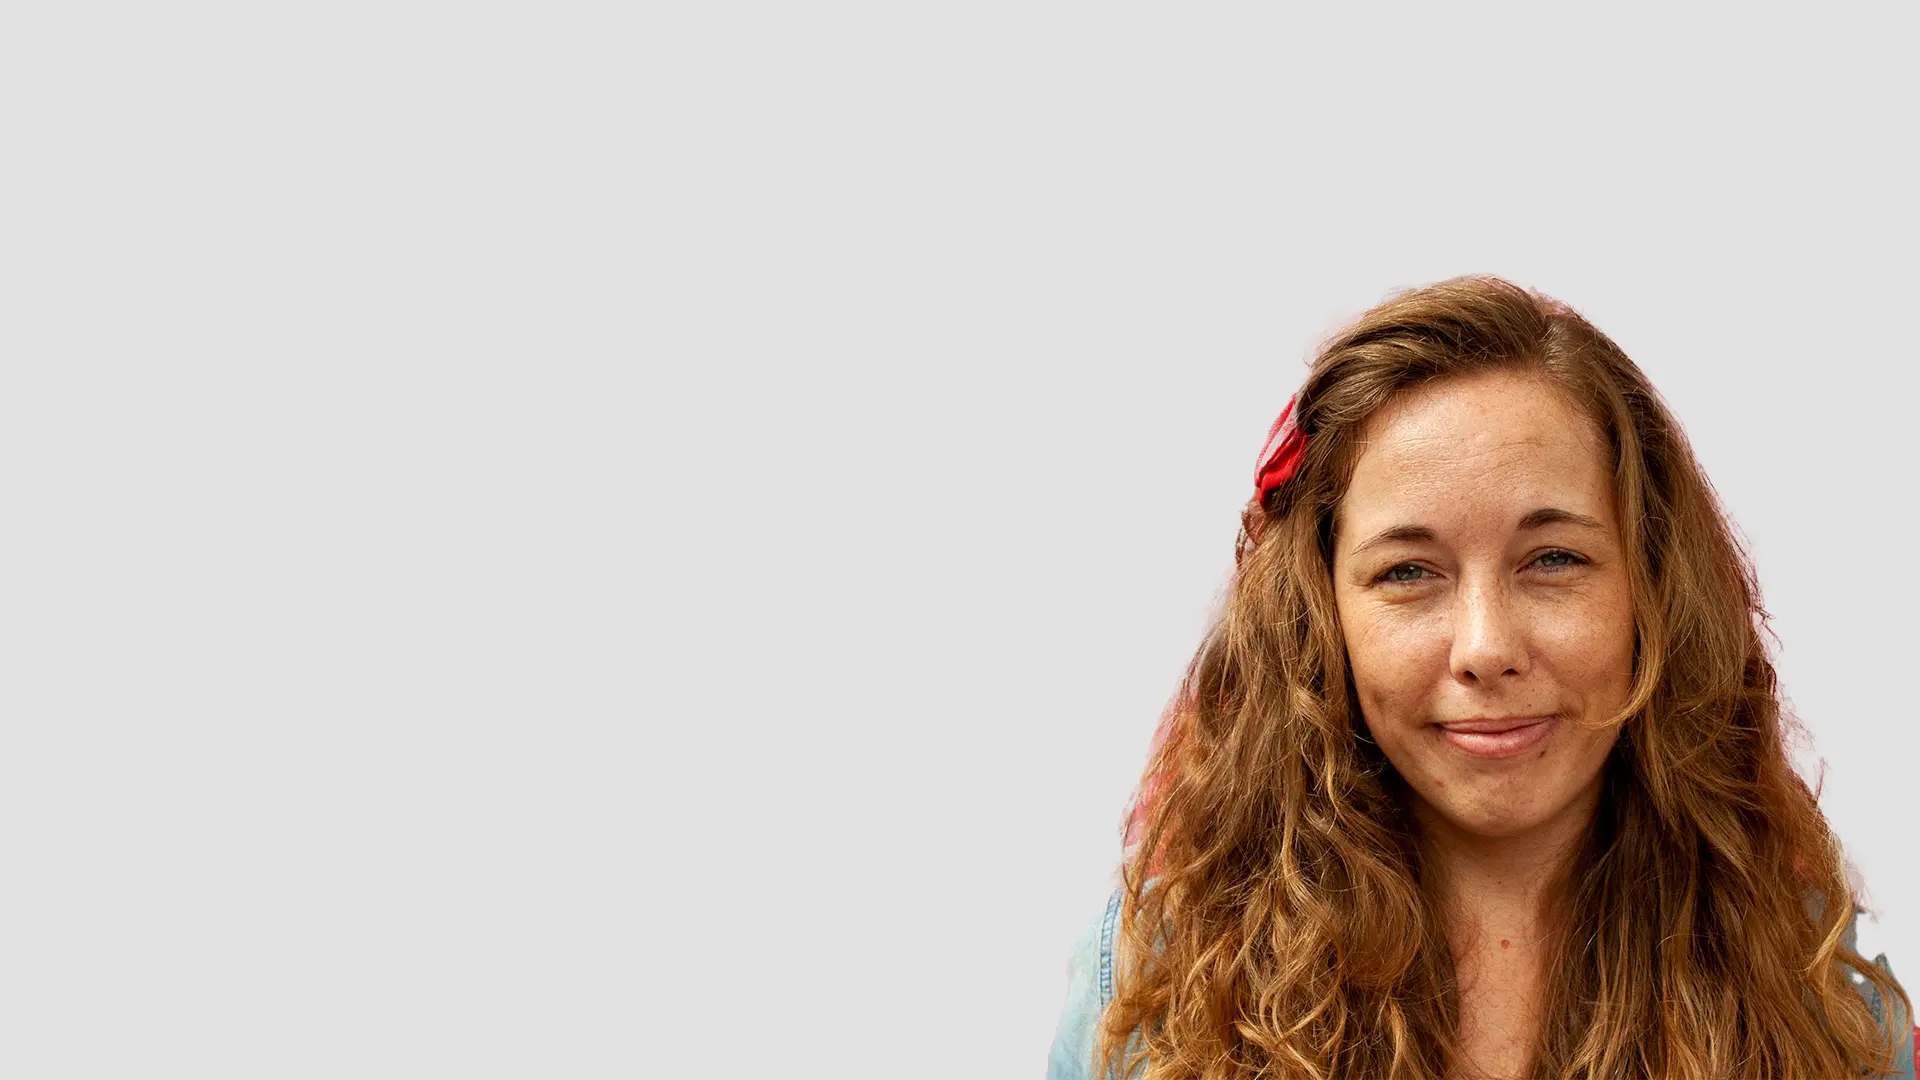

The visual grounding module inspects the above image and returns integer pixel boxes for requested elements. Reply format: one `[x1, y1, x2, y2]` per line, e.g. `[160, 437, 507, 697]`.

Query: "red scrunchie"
[1235, 393, 1310, 570]
[1253, 393, 1307, 507]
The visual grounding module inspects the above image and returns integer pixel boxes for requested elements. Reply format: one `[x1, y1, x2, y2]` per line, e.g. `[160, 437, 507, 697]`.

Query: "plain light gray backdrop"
[3, 4, 1913, 1078]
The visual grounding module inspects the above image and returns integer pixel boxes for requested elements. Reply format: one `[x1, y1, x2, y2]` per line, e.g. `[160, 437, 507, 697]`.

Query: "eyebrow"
[1350, 507, 1607, 555]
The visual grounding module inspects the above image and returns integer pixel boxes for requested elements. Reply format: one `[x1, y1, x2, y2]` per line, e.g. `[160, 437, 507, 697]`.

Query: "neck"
[1415, 784, 1602, 1080]
[1416, 779, 1602, 944]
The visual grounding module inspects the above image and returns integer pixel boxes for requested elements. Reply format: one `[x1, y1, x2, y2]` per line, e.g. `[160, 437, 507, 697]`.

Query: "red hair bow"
[1234, 392, 1309, 569]
[1254, 393, 1307, 506]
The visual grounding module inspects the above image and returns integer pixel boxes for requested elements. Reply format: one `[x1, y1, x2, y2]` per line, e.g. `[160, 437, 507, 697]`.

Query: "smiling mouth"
[1434, 715, 1558, 759]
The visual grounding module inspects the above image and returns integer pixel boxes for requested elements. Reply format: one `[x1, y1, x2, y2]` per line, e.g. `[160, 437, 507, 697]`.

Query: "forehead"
[1337, 370, 1614, 540]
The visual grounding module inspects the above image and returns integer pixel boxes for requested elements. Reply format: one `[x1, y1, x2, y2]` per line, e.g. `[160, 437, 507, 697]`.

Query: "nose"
[1450, 577, 1529, 684]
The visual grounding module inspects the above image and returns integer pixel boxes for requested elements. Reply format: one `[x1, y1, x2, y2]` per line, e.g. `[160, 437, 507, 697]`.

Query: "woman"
[1047, 277, 1914, 1080]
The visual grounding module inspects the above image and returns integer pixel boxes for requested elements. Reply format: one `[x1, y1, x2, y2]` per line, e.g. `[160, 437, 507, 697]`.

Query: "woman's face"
[1330, 369, 1635, 841]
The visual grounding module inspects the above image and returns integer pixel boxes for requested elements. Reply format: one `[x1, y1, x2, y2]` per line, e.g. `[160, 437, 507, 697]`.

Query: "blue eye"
[1374, 551, 1587, 585]
[1534, 549, 1587, 571]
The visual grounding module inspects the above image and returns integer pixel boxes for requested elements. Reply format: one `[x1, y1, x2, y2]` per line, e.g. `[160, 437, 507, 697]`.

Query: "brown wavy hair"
[1097, 276, 1909, 1079]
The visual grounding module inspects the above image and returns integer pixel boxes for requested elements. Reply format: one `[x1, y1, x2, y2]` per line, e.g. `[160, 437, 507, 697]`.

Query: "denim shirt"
[1047, 885, 1916, 1079]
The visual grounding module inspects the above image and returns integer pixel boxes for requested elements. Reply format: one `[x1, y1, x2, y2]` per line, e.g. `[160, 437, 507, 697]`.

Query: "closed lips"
[1438, 716, 1555, 733]
[1434, 715, 1559, 759]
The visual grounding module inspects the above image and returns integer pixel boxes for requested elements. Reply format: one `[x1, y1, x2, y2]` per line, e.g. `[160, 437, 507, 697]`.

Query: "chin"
[1416, 781, 1591, 841]
[1444, 805, 1555, 839]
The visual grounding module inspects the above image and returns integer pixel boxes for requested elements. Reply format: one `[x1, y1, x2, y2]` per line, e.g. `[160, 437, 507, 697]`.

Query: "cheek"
[1343, 610, 1449, 729]
[1534, 590, 1637, 694]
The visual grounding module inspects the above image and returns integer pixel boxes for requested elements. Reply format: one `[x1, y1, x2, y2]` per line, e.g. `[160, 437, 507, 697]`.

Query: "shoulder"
[1046, 887, 1128, 1080]
[1840, 910, 1916, 1079]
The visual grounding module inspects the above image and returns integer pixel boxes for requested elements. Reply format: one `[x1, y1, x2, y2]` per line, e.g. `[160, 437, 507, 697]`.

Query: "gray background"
[3, 3, 1912, 1077]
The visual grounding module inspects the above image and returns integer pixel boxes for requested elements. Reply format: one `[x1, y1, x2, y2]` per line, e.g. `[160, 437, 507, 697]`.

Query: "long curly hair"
[1098, 276, 1909, 1079]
